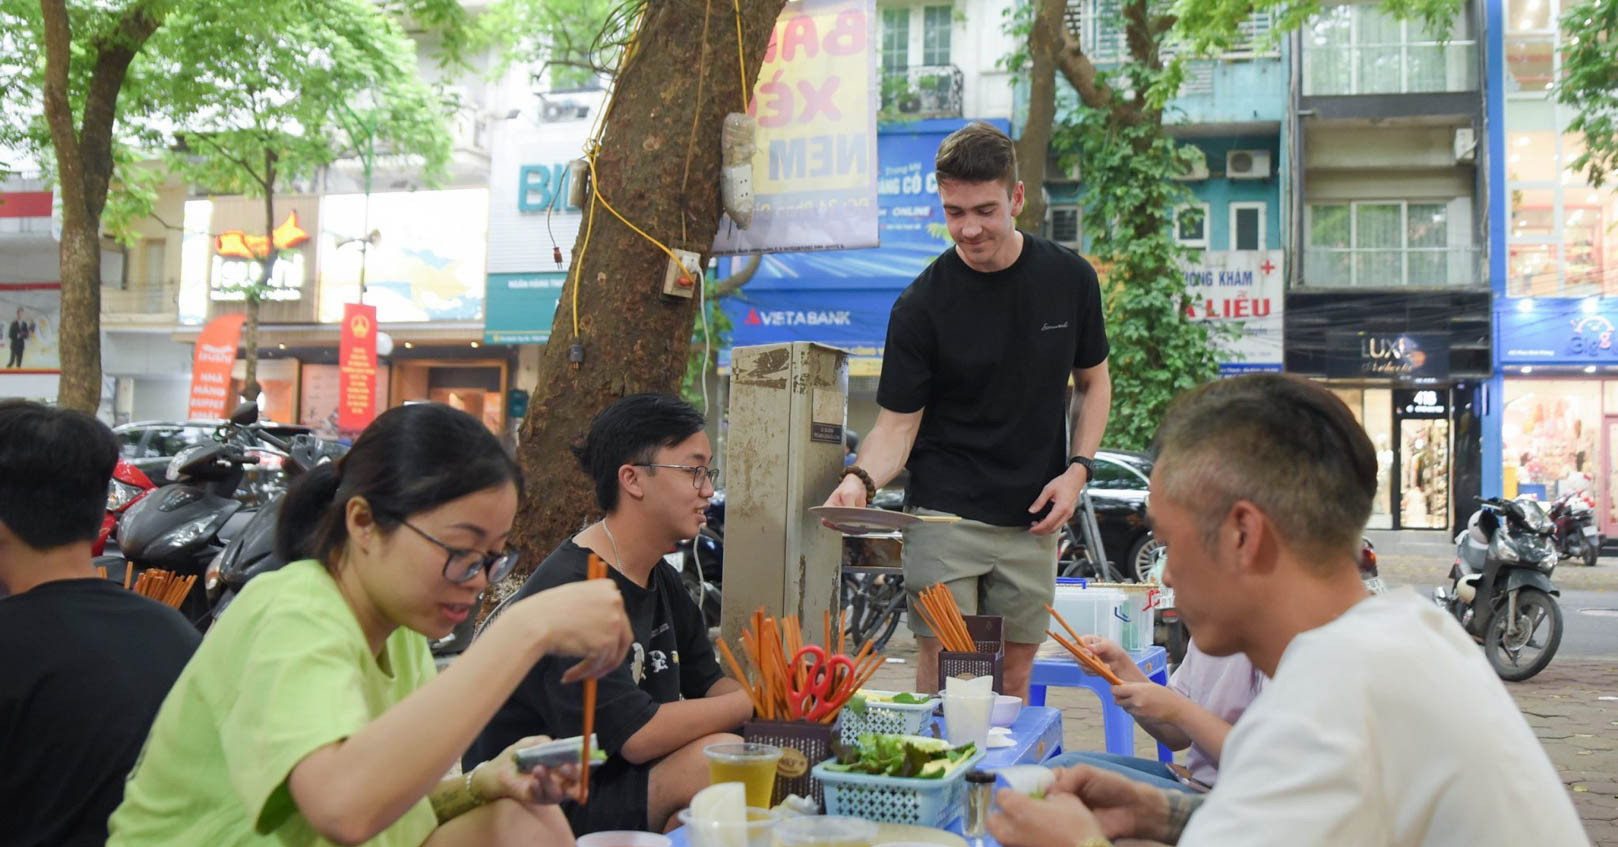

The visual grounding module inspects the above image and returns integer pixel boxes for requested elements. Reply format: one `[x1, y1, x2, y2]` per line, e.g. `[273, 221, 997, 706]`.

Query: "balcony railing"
[102, 281, 182, 317]
[1302, 40, 1478, 95]
[1303, 246, 1481, 288]
[880, 65, 963, 119]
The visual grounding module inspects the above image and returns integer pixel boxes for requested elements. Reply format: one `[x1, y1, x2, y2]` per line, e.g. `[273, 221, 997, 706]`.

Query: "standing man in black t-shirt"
[0, 400, 201, 847]
[468, 393, 752, 834]
[824, 121, 1111, 702]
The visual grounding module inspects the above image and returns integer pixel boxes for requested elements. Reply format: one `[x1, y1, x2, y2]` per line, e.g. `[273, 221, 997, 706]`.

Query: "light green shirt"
[108, 559, 439, 846]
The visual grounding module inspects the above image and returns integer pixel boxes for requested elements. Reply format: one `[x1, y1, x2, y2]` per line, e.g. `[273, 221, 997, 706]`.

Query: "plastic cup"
[578, 832, 672, 847]
[772, 815, 880, 847]
[942, 691, 995, 748]
[703, 742, 783, 809]
[676, 806, 779, 847]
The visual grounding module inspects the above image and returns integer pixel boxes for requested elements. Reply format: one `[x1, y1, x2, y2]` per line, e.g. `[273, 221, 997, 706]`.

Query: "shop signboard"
[1395, 388, 1450, 418]
[317, 190, 488, 324]
[178, 196, 322, 325]
[339, 303, 379, 431]
[484, 272, 564, 344]
[1498, 298, 1618, 363]
[1181, 249, 1284, 373]
[1327, 331, 1449, 380]
[710, 0, 879, 254]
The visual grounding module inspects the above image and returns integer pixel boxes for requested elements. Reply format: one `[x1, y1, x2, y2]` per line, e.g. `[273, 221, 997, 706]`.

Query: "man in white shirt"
[988, 374, 1587, 847]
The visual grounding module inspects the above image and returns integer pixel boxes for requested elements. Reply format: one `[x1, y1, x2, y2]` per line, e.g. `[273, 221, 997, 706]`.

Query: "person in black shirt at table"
[0, 400, 201, 847]
[467, 393, 752, 834]
[823, 121, 1111, 702]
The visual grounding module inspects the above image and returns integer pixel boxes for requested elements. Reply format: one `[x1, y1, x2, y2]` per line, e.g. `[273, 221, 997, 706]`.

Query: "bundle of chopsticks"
[579, 553, 609, 804]
[715, 607, 884, 724]
[914, 582, 975, 653]
[1044, 603, 1125, 686]
[125, 568, 195, 610]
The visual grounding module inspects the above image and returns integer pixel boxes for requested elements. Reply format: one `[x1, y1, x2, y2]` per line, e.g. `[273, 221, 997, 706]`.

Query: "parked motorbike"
[1547, 490, 1600, 567]
[1436, 497, 1564, 682]
[95, 458, 156, 556]
[112, 403, 289, 626]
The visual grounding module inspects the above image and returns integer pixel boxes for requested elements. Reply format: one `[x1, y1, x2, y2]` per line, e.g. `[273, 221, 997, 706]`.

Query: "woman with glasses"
[467, 393, 753, 835]
[109, 403, 634, 846]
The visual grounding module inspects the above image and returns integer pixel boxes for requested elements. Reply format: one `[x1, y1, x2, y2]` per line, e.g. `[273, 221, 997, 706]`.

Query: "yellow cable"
[732, 0, 749, 110]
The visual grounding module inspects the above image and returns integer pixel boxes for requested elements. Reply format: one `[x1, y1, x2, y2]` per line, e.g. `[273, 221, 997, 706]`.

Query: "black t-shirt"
[465, 538, 725, 768]
[0, 578, 201, 847]
[878, 232, 1109, 527]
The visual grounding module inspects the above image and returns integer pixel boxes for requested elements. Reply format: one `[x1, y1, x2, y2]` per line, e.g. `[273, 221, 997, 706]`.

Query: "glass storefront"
[1501, 378, 1601, 506]
[1332, 386, 1456, 530]
[1332, 388, 1397, 529]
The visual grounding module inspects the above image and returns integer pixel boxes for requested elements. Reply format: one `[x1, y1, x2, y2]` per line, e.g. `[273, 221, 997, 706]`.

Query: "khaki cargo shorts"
[901, 506, 1058, 645]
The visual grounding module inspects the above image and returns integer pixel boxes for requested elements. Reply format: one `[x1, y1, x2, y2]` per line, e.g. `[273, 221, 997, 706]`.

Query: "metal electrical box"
[721, 342, 849, 650]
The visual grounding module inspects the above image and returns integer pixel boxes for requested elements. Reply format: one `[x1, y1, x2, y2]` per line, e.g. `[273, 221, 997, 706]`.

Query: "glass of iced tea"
[771, 815, 879, 847]
[702, 742, 783, 808]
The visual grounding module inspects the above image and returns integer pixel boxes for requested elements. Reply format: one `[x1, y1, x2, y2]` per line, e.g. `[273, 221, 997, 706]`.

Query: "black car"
[1079, 449, 1160, 582]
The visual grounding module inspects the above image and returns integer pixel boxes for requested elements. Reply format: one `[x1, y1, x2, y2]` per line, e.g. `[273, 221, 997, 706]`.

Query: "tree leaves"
[1558, 0, 1618, 187]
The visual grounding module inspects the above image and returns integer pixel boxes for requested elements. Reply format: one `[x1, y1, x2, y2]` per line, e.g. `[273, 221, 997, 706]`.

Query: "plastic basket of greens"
[836, 690, 938, 745]
[812, 733, 983, 827]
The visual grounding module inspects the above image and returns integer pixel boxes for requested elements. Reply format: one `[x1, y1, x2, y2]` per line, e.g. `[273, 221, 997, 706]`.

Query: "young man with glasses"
[468, 393, 752, 834]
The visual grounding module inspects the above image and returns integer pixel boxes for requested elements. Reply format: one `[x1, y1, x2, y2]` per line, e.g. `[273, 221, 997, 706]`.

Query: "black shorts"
[563, 755, 654, 833]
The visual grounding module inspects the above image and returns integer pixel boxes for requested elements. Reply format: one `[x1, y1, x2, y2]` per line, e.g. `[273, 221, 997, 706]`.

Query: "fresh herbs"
[825, 733, 977, 779]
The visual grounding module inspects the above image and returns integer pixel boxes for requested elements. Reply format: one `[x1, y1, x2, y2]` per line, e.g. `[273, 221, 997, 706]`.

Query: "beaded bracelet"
[841, 465, 877, 503]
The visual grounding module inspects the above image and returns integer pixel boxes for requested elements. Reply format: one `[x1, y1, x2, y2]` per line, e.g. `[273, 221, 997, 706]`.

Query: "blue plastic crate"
[812, 748, 985, 828]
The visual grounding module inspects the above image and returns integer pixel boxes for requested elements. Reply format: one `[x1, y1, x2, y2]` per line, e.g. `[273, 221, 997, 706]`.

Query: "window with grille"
[1050, 206, 1082, 247]
[923, 6, 952, 65]
[882, 7, 910, 72]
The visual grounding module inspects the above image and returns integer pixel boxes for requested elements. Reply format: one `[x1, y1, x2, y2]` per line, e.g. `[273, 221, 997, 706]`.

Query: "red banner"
[339, 302, 378, 431]
[186, 314, 245, 419]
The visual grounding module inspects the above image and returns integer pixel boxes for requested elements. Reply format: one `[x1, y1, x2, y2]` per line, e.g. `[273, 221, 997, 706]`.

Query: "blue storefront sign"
[483, 272, 564, 344]
[1498, 298, 1618, 364]
[719, 118, 1001, 363]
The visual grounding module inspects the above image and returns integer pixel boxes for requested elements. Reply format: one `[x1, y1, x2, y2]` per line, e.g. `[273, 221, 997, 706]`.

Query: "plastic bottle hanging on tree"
[567, 159, 589, 209]
[720, 113, 756, 229]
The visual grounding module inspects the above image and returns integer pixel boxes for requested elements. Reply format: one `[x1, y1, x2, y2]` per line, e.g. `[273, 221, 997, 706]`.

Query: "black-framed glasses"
[634, 463, 720, 490]
[400, 520, 519, 584]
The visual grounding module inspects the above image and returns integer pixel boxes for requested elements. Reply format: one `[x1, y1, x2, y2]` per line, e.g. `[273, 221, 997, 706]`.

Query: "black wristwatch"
[1068, 455, 1094, 476]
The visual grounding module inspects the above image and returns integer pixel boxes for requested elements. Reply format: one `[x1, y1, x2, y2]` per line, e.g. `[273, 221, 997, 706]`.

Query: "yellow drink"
[703, 742, 782, 809]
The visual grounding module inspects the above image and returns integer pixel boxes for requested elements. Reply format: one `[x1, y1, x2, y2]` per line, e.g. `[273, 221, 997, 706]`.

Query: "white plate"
[811, 506, 926, 535]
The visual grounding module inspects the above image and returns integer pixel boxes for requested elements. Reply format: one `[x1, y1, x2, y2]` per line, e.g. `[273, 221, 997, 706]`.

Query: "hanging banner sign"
[338, 303, 379, 431]
[711, 0, 879, 255]
[1181, 249, 1285, 373]
[186, 313, 245, 419]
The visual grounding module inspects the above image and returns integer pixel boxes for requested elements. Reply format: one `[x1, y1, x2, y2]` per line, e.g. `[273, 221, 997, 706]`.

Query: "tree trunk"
[506, 0, 786, 584]
[38, 0, 166, 413]
[243, 180, 278, 405]
[1014, 0, 1065, 233]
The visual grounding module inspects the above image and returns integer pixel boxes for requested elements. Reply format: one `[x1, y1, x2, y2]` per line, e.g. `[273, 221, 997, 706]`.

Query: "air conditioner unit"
[1172, 147, 1209, 181]
[1226, 149, 1271, 179]
[1454, 127, 1478, 163]
[539, 99, 590, 123]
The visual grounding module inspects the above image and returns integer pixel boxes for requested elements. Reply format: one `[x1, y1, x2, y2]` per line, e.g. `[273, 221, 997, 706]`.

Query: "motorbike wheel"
[841, 573, 904, 653]
[1484, 588, 1563, 682]
[1573, 533, 1599, 567]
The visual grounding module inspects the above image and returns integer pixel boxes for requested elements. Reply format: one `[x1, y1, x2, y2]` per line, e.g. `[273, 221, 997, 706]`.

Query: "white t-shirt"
[1182, 590, 1586, 846]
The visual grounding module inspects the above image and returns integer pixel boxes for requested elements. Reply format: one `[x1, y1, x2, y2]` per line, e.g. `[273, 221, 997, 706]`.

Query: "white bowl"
[578, 832, 671, 847]
[990, 693, 1023, 727]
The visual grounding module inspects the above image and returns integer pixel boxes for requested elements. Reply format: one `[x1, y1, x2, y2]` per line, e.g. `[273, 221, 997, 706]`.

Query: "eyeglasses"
[634, 463, 721, 490]
[399, 520, 519, 584]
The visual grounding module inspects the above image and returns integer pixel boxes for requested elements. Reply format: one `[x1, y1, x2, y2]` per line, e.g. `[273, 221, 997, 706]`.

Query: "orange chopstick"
[717, 637, 765, 714]
[580, 554, 608, 803]
[1047, 629, 1125, 685]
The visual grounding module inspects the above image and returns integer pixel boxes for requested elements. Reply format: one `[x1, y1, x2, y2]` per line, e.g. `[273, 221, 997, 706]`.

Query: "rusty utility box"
[721, 342, 848, 650]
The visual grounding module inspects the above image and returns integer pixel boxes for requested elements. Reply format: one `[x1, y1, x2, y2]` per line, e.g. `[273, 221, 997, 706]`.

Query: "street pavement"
[859, 529, 1618, 843]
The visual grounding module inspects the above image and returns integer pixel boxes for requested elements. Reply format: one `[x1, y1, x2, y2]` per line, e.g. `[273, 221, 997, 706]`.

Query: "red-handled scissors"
[786, 645, 856, 721]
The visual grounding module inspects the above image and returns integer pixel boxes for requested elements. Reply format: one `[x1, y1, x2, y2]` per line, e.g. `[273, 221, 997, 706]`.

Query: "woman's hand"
[473, 736, 586, 807]
[1111, 682, 1190, 725]
[507, 579, 634, 682]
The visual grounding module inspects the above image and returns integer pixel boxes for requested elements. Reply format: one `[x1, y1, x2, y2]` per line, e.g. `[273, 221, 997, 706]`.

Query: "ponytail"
[274, 461, 344, 566]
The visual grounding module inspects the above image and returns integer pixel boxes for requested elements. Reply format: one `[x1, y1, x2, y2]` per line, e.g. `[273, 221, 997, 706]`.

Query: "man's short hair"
[0, 400, 119, 549]
[1153, 375, 1377, 565]
[572, 393, 708, 512]
[935, 121, 1018, 194]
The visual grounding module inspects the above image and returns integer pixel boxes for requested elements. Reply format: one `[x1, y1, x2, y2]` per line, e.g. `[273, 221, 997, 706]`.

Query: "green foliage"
[1557, 0, 1618, 187]
[1059, 78, 1228, 450]
[151, 0, 452, 302]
